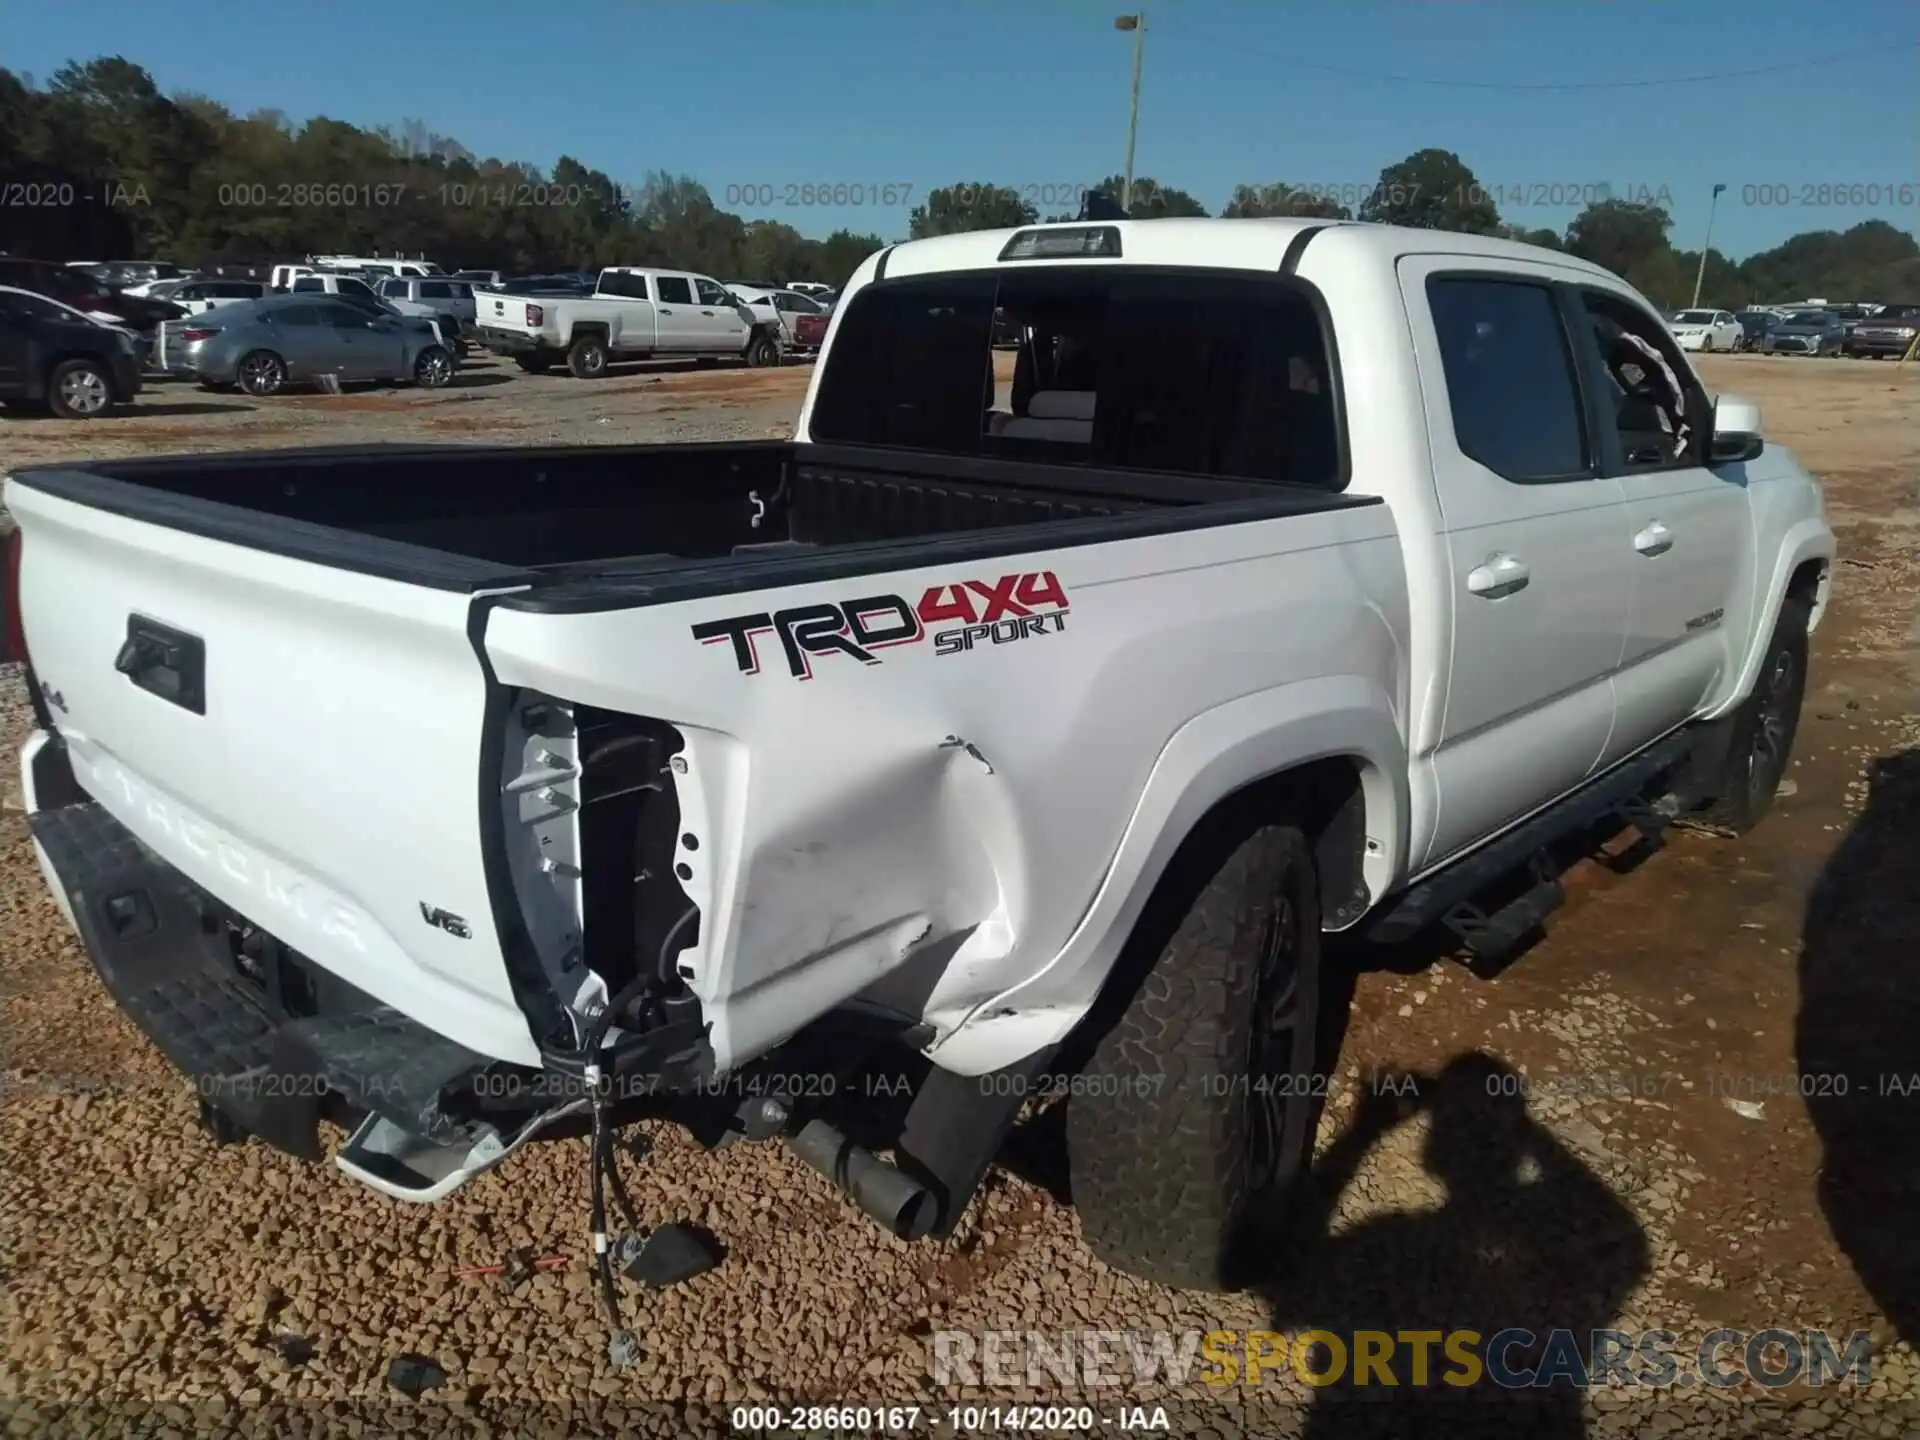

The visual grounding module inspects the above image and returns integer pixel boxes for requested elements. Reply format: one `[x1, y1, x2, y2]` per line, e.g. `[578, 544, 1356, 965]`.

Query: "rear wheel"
[1065, 822, 1321, 1290]
[567, 335, 609, 379]
[745, 332, 781, 368]
[48, 358, 114, 419]
[236, 350, 287, 397]
[413, 346, 454, 389]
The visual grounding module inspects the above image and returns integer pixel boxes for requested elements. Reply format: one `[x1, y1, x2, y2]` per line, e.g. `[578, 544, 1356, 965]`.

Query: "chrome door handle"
[1466, 552, 1531, 598]
[1634, 522, 1674, 556]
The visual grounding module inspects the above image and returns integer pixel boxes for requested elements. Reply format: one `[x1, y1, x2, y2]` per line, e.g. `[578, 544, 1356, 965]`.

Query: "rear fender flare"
[926, 675, 1408, 1075]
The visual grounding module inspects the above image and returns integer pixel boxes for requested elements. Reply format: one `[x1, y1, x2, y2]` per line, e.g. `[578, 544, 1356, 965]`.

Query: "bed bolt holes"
[670, 756, 688, 774]
[1365, 837, 1383, 855]
[681, 833, 699, 851]
[675, 862, 694, 881]
[678, 964, 696, 980]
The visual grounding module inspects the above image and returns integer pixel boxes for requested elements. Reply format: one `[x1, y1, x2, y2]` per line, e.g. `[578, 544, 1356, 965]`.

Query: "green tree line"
[4, 61, 1914, 308]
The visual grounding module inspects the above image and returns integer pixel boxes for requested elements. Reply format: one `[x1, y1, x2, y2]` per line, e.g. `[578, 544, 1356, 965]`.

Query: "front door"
[1399, 258, 1634, 872]
[318, 301, 384, 380]
[1571, 286, 1757, 767]
[694, 277, 749, 352]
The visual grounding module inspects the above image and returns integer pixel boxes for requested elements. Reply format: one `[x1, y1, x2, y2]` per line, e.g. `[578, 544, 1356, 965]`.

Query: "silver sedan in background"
[159, 293, 457, 395]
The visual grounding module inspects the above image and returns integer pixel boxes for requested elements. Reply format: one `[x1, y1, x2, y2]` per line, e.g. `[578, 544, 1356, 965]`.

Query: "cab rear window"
[810, 267, 1344, 490]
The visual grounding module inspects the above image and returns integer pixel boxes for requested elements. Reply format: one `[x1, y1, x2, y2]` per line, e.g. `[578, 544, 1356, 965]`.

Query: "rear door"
[1399, 259, 1633, 871]
[4, 477, 540, 1064]
[270, 301, 345, 378]
[1571, 285, 1756, 767]
[651, 273, 699, 351]
[594, 270, 657, 352]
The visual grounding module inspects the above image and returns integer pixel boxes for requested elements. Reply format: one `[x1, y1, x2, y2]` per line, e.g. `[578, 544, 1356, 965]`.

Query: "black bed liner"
[7, 439, 1383, 612]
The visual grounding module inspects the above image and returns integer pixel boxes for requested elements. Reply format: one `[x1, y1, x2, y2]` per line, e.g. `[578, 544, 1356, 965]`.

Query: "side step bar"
[1367, 729, 1695, 953]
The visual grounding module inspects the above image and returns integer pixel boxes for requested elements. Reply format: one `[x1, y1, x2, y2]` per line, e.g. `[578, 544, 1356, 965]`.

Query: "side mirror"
[1710, 393, 1764, 464]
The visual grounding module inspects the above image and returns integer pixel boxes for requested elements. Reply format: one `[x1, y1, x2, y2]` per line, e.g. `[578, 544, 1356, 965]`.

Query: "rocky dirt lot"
[0, 354, 1915, 1437]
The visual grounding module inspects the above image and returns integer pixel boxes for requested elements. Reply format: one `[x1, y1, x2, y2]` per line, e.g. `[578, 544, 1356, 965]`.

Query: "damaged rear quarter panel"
[479, 503, 1404, 1074]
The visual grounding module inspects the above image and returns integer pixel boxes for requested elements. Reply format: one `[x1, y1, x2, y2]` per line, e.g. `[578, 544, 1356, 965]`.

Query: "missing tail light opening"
[3, 526, 26, 666]
[526, 304, 544, 327]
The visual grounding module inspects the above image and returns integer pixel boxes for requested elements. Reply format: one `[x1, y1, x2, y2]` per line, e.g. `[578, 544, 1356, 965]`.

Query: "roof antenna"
[1078, 189, 1129, 222]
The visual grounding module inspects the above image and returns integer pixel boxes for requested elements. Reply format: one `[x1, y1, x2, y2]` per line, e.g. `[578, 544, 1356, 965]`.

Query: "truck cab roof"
[867, 217, 1623, 288]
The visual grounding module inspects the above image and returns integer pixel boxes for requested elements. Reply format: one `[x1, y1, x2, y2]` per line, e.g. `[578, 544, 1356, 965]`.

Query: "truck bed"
[7, 435, 1396, 1083]
[11, 440, 1374, 606]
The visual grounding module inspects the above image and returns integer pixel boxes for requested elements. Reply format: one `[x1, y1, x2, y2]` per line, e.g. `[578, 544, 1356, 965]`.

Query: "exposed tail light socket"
[526, 304, 544, 327]
[2, 526, 26, 666]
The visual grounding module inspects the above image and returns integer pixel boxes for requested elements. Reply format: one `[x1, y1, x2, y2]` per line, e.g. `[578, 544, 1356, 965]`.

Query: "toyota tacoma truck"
[474, 266, 783, 377]
[5, 218, 1833, 1319]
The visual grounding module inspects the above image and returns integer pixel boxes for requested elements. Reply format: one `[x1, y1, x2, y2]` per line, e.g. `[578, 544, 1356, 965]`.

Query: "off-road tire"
[567, 335, 609, 379]
[1065, 823, 1321, 1291]
[1697, 597, 1810, 834]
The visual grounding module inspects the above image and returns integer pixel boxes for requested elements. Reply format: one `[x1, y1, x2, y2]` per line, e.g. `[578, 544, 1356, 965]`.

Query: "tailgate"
[8, 478, 542, 1065]
[476, 291, 544, 336]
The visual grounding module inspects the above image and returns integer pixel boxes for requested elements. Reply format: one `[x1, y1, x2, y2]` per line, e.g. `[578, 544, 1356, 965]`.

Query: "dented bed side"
[480, 497, 1409, 1077]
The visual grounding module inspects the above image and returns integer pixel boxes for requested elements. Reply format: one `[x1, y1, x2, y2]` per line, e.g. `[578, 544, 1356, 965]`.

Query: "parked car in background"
[0, 259, 183, 369]
[377, 276, 478, 348]
[1843, 303, 1920, 358]
[785, 280, 834, 299]
[729, 285, 829, 355]
[159, 294, 456, 396]
[1733, 310, 1775, 352]
[474, 266, 778, 376]
[0, 283, 142, 417]
[452, 269, 506, 289]
[309, 254, 444, 279]
[168, 278, 269, 315]
[1762, 309, 1846, 357]
[1667, 309, 1742, 352]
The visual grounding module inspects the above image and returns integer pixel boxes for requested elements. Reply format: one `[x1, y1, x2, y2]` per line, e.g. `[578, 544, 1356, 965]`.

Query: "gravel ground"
[1, 354, 1916, 1437]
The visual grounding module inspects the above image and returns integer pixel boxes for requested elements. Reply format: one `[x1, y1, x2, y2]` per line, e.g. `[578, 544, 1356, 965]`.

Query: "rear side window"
[1426, 277, 1589, 483]
[419, 281, 452, 299]
[654, 275, 693, 304]
[291, 277, 324, 293]
[810, 268, 1343, 489]
[598, 271, 651, 299]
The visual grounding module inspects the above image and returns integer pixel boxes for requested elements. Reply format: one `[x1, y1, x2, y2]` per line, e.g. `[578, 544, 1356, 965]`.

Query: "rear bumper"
[20, 728, 508, 1171]
[476, 327, 546, 355]
[1845, 335, 1916, 355]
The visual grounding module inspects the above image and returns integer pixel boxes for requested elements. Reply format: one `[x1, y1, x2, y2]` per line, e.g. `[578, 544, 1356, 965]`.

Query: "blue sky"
[3, 0, 1915, 259]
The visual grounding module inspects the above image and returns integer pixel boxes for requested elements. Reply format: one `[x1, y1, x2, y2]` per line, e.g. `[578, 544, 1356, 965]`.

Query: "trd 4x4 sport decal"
[692, 570, 1070, 680]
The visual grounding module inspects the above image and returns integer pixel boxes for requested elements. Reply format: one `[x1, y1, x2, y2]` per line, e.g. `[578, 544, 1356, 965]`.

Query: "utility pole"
[1691, 182, 1726, 309]
[1115, 14, 1145, 213]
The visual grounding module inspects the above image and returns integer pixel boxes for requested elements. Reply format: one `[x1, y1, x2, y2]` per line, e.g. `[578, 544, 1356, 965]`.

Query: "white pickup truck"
[5, 217, 1832, 1312]
[474, 266, 784, 377]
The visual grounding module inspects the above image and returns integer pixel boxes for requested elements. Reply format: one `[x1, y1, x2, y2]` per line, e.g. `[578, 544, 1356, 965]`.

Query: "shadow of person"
[1252, 1051, 1650, 1438]
[1798, 748, 1920, 1342]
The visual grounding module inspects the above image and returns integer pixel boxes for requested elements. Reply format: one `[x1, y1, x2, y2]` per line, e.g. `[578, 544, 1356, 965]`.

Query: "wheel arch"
[926, 676, 1408, 1075]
